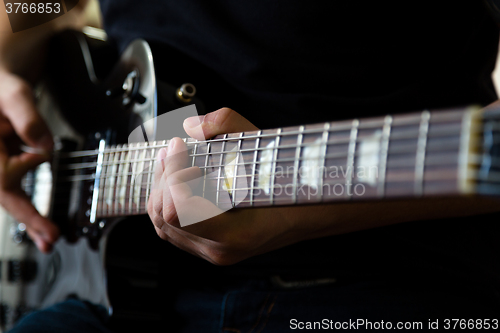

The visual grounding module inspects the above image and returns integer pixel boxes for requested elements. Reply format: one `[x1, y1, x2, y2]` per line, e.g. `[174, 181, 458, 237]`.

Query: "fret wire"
[99, 150, 109, 217]
[319, 123, 330, 201]
[202, 141, 211, 200]
[414, 111, 430, 195]
[128, 143, 139, 215]
[136, 142, 148, 213]
[97, 150, 107, 217]
[345, 119, 359, 199]
[110, 147, 119, 215]
[216, 134, 228, 208]
[231, 133, 244, 208]
[190, 140, 199, 200]
[89, 140, 105, 223]
[250, 130, 261, 207]
[60, 113, 466, 159]
[146, 142, 156, 205]
[292, 126, 304, 204]
[191, 140, 199, 167]
[103, 147, 114, 216]
[269, 128, 282, 206]
[377, 116, 393, 197]
[113, 145, 122, 215]
[120, 147, 131, 214]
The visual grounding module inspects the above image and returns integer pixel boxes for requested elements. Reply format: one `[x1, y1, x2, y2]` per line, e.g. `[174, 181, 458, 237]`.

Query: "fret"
[191, 140, 199, 167]
[216, 134, 228, 207]
[345, 119, 359, 198]
[118, 145, 129, 213]
[202, 141, 211, 199]
[414, 111, 430, 195]
[104, 147, 117, 214]
[146, 141, 156, 206]
[135, 142, 148, 213]
[90, 140, 106, 223]
[101, 151, 111, 216]
[318, 123, 330, 200]
[97, 151, 106, 216]
[230, 133, 244, 207]
[102, 147, 110, 215]
[269, 128, 282, 206]
[249, 130, 262, 206]
[377, 116, 393, 197]
[111, 145, 122, 215]
[292, 126, 304, 204]
[128, 143, 139, 214]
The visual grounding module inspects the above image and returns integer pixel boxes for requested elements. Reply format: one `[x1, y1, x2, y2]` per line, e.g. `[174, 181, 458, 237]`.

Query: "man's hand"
[0, 71, 59, 253]
[147, 106, 500, 265]
[147, 108, 306, 265]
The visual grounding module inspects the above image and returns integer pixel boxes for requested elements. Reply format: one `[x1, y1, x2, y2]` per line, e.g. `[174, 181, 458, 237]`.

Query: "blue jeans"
[9, 273, 500, 332]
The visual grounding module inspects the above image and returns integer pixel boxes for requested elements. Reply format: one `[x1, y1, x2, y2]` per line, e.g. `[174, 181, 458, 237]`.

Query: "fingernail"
[157, 148, 167, 161]
[168, 140, 175, 153]
[183, 116, 204, 129]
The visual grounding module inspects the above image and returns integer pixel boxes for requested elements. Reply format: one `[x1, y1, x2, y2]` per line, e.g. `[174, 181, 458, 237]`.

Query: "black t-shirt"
[99, 0, 500, 286]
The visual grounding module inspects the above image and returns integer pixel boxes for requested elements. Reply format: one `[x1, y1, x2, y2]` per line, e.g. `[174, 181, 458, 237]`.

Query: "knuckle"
[161, 203, 177, 223]
[205, 107, 234, 127]
[215, 107, 234, 128]
[8, 80, 31, 100]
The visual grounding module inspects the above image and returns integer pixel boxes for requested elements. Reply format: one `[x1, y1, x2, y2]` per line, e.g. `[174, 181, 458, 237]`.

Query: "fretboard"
[63, 106, 498, 220]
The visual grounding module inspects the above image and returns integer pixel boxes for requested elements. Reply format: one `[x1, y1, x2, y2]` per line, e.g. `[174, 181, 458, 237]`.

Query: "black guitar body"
[0, 29, 205, 331]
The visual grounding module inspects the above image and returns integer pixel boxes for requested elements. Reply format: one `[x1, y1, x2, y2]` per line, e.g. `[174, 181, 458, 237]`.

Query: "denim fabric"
[9, 274, 500, 332]
[8, 298, 112, 333]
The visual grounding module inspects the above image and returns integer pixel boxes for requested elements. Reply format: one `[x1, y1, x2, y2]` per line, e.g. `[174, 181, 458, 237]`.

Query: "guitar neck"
[63, 106, 498, 221]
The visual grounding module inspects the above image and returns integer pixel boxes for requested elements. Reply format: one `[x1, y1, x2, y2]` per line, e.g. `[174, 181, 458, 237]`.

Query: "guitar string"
[22, 146, 481, 186]
[22, 114, 495, 193]
[31, 155, 500, 216]
[23, 159, 500, 200]
[55, 129, 467, 172]
[95, 178, 500, 216]
[55, 114, 469, 160]
[91, 171, 500, 215]
[57, 142, 466, 173]
[94, 178, 500, 216]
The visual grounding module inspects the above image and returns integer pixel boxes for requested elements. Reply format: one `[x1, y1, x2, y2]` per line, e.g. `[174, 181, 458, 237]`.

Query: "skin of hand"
[147, 106, 500, 266]
[0, 0, 88, 253]
[147, 108, 301, 265]
[0, 71, 59, 253]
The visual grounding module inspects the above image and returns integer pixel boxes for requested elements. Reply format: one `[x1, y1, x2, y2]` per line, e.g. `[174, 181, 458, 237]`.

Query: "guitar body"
[0, 29, 203, 331]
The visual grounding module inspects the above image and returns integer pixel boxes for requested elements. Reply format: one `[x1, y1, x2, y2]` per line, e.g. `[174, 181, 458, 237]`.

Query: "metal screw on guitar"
[176, 83, 197, 103]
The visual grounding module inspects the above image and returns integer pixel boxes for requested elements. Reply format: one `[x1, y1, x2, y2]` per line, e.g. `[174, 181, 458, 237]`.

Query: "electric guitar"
[1, 28, 499, 331]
